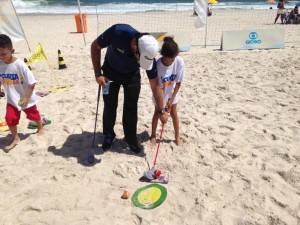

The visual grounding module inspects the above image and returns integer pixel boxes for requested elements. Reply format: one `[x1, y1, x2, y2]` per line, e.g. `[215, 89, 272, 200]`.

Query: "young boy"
[0, 34, 45, 152]
[150, 36, 185, 146]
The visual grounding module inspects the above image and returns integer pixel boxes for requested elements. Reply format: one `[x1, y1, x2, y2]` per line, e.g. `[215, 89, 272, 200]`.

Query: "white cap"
[138, 35, 158, 70]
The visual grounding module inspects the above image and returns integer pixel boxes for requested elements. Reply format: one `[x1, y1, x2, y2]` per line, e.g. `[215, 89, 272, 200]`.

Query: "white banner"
[0, 0, 25, 42]
[221, 29, 285, 51]
[194, 0, 207, 30]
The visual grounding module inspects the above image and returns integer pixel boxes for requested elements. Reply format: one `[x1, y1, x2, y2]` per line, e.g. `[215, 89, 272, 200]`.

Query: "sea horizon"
[12, 0, 300, 14]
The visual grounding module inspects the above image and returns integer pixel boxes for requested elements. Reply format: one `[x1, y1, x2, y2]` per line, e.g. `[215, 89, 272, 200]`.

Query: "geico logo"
[246, 40, 261, 44]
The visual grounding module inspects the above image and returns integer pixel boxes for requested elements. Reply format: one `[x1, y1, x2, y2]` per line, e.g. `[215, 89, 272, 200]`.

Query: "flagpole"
[47, 62, 61, 87]
[76, 0, 87, 46]
[9, 0, 31, 52]
[205, 7, 208, 48]
[96, 5, 99, 37]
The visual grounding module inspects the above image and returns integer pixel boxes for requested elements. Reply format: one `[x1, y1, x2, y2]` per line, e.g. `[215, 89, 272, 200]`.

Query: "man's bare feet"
[150, 136, 156, 145]
[4, 137, 20, 153]
[175, 137, 183, 146]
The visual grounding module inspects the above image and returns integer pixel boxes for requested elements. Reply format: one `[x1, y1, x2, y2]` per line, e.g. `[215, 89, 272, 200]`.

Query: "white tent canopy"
[0, 0, 31, 51]
[194, 0, 208, 30]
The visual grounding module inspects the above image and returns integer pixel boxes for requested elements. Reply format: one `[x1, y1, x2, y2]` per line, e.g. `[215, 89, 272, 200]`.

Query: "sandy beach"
[0, 10, 300, 225]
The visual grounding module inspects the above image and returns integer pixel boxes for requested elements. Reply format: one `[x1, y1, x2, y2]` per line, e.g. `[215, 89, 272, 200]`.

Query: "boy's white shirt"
[156, 56, 185, 105]
[0, 58, 38, 111]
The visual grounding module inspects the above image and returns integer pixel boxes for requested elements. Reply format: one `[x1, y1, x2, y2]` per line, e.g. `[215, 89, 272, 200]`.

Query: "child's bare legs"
[150, 106, 160, 145]
[35, 118, 45, 136]
[4, 125, 20, 152]
[170, 104, 182, 146]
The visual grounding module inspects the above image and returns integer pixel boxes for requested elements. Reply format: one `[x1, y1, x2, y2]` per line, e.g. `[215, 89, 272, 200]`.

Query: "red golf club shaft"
[153, 123, 165, 166]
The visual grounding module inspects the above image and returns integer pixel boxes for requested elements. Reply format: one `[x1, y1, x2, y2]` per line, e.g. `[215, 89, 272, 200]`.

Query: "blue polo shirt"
[97, 24, 157, 79]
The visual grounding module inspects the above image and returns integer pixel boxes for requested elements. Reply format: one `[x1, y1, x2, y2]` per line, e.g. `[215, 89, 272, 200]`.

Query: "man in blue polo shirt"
[91, 24, 168, 154]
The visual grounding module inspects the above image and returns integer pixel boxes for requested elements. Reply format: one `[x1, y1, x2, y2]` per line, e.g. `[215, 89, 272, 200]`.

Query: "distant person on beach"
[0, 34, 45, 153]
[208, 7, 212, 16]
[289, 6, 299, 24]
[150, 37, 184, 146]
[274, 0, 285, 24]
[91, 24, 168, 154]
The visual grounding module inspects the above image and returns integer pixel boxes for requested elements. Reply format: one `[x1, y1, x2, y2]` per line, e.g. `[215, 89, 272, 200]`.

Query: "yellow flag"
[27, 43, 47, 65]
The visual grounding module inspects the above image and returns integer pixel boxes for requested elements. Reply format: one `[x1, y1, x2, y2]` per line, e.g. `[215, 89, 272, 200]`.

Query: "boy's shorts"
[5, 104, 41, 126]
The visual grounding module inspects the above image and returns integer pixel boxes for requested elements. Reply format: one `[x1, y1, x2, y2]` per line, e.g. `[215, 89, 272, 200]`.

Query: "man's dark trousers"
[102, 69, 141, 143]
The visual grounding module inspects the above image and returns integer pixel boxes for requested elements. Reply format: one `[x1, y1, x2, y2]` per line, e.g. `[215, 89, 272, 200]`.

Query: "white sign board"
[221, 29, 285, 51]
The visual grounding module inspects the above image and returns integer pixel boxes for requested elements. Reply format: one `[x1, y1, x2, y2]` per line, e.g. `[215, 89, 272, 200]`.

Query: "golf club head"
[143, 170, 155, 180]
[143, 166, 156, 180]
[87, 155, 95, 164]
[84, 154, 101, 166]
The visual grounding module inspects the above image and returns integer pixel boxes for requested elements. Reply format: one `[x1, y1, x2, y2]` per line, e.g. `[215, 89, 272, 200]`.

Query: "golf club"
[143, 123, 165, 180]
[92, 85, 101, 148]
[85, 85, 102, 166]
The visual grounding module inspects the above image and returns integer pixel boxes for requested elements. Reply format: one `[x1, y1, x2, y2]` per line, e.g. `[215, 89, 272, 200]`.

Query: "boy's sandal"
[27, 116, 51, 129]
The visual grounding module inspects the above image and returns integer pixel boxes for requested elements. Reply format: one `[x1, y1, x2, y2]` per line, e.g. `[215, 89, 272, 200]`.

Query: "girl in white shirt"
[150, 36, 185, 146]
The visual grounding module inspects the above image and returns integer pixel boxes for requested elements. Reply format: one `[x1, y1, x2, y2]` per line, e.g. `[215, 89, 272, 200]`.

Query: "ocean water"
[12, 0, 300, 14]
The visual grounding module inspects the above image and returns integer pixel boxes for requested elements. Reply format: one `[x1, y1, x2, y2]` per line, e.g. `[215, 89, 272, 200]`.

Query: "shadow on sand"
[48, 130, 151, 167]
[0, 133, 31, 152]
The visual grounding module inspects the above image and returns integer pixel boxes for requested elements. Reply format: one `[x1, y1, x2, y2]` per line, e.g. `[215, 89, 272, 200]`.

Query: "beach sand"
[0, 11, 300, 225]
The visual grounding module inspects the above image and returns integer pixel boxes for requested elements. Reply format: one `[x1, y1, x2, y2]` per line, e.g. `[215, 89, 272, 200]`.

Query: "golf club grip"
[153, 123, 165, 166]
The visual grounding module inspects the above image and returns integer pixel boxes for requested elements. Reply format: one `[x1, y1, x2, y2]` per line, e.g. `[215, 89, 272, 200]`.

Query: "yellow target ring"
[132, 184, 167, 209]
[138, 186, 161, 205]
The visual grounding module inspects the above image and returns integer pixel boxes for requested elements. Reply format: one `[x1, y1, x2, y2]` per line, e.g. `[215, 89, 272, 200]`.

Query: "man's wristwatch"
[158, 108, 166, 114]
[95, 72, 102, 78]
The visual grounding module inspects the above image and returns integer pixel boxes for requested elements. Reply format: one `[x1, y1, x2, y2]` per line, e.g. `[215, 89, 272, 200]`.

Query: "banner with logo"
[0, 0, 26, 43]
[221, 29, 285, 51]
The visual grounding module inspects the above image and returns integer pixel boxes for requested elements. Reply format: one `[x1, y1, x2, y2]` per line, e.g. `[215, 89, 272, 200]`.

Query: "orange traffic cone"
[24, 58, 31, 70]
[58, 50, 67, 69]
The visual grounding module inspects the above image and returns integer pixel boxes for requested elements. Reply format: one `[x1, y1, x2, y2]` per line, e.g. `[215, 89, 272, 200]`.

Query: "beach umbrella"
[208, 0, 218, 5]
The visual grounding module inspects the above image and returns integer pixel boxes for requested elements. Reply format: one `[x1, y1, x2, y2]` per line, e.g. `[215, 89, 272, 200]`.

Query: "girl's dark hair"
[0, 34, 13, 49]
[160, 36, 179, 58]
